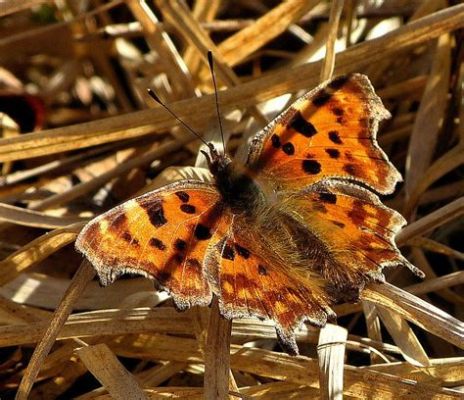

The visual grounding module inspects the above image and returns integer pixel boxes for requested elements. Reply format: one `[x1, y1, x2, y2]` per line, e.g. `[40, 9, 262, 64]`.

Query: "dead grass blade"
[16, 261, 95, 399]
[204, 298, 233, 399]
[0, 203, 86, 228]
[404, 146, 464, 218]
[0, 273, 161, 310]
[320, 0, 344, 81]
[154, 0, 267, 125]
[361, 283, 464, 349]
[397, 197, 464, 244]
[404, 33, 451, 215]
[317, 324, 347, 400]
[365, 357, 464, 385]
[31, 138, 192, 211]
[0, 222, 83, 286]
[76, 343, 148, 400]
[405, 271, 464, 296]
[375, 308, 430, 367]
[362, 302, 384, 364]
[0, 0, 50, 17]
[217, 0, 321, 67]
[0, 308, 191, 348]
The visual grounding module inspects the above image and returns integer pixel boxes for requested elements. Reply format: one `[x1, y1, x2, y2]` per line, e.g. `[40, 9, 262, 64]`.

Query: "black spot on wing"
[258, 265, 268, 276]
[343, 164, 357, 175]
[312, 90, 332, 106]
[302, 160, 321, 174]
[139, 199, 167, 228]
[235, 244, 250, 259]
[194, 224, 212, 240]
[332, 107, 344, 116]
[332, 221, 345, 228]
[325, 148, 340, 159]
[328, 75, 349, 90]
[319, 192, 337, 204]
[288, 111, 317, 137]
[222, 243, 235, 260]
[328, 130, 342, 144]
[174, 238, 187, 251]
[149, 237, 166, 250]
[174, 253, 185, 264]
[109, 213, 127, 232]
[121, 231, 138, 245]
[180, 204, 196, 214]
[271, 134, 281, 148]
[175, 191, 190, 203]
[282, 142, 295, 155]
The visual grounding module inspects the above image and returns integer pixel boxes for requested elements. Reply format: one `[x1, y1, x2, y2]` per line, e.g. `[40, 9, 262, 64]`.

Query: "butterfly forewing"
[76, 180, 229, 309]
[247, 74, 400, 194]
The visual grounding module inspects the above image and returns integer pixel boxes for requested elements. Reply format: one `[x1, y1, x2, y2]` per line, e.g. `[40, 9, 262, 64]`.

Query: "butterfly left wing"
[76, 180, 231, 309]
[247, 73, 399, 195]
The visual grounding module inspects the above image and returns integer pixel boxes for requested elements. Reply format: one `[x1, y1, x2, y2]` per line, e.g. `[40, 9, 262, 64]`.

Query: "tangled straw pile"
[0, 1, 463, 399]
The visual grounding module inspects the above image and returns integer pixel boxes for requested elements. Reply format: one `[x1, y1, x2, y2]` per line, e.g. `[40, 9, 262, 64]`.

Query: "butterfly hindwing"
[205, 224, 335, 355]
[247, 73, 400, 194]
[285, 181, 424, 295]
[75, 180, 230, 309]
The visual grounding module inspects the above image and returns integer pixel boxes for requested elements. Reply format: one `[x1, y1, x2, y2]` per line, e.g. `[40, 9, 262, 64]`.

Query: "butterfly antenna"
[207, 50, 225, 154]
[147, 89, 209, 147]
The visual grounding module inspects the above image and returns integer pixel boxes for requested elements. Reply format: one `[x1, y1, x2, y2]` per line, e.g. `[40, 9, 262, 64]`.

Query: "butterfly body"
[207, 151, 265, 216]
[206, 149, 320, 279]
[76, 74, 423, 354]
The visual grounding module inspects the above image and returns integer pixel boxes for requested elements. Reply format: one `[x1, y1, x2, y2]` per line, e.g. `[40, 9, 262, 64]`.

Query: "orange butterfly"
[75, 74, 423, 355]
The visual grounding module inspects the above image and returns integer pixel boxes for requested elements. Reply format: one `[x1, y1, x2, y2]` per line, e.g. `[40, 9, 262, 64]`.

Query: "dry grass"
[0, 1, 463, 399]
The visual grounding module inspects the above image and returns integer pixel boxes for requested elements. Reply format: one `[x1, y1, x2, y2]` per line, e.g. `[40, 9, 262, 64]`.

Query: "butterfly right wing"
[285, 180, 424, 291]
[247, 74, 399, 194]
[76, 180, 230, 309]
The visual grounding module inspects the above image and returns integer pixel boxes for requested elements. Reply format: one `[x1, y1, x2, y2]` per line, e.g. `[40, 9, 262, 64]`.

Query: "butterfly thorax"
[204, 145, 264, 215]
[214, 157, 265, 215]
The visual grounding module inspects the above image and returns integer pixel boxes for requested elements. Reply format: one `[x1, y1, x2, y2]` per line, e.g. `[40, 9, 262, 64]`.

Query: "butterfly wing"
[204, 219, 335, 355]
[284, 180, 424, 294]
[75, 180, 231, 309]
[247, 73, 399, 194]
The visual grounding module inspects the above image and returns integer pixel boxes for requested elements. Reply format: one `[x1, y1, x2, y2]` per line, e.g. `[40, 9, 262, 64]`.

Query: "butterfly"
[75, 73, 423, 355]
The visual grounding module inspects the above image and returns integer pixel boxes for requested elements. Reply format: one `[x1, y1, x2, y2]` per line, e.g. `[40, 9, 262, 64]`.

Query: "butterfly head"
[201, 142, 232, 176]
